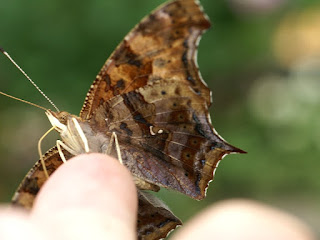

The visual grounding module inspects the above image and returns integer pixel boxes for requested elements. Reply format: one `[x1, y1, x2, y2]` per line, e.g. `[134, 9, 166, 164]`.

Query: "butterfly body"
[12, 0, 245, 239]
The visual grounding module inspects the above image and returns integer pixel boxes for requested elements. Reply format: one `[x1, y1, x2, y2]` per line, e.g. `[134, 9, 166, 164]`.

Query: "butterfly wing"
[80, 0, 211, 119]
[12, 1, 244, 239]
[12, 147, 66, 209]
[137, 191, 181, 240]
[88, 79, 243, 199]
[80, 0, 244, 199]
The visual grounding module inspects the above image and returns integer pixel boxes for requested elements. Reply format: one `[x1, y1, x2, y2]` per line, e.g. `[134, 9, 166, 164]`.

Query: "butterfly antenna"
[0, 91, 48, 111]
[0, 47, 60, 112]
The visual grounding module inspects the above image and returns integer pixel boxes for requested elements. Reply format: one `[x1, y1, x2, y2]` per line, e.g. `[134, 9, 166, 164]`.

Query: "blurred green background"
[0, 0, 319, 237]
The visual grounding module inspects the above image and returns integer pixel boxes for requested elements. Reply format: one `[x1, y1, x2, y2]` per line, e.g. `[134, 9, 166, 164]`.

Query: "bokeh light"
[228, 0, 287, 14]
[273, 7, 320, 67]
[249, 58, 320, 152]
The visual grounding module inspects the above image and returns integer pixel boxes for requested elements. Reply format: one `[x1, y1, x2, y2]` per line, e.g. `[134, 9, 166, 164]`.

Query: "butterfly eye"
[161, 90, 167, 95]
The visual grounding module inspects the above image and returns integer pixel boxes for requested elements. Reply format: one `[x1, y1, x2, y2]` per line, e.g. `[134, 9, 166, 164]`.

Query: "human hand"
[0, 154, 316, 240]
[0, 154, 137, 240]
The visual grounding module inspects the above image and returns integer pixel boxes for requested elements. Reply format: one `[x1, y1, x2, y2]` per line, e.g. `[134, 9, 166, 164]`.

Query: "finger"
[0, 206, 45, 240]
[171, 199, 316, 240]
[31, 153, 137, 240]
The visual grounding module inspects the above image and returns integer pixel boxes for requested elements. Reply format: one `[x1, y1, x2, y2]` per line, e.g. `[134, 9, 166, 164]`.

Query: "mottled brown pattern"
[12, 0, 245, 240]
[80, 0, 211, 120]
[12, 147, 68, 209]
[137, 191, 181, 240]
[97, 79, 243, 199]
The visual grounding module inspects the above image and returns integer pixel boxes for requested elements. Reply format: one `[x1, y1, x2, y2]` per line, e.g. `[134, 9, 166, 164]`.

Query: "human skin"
[0, 154, 316, 240]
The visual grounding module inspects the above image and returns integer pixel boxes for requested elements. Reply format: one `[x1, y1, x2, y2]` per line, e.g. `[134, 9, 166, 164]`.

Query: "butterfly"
[11, 0, 245, 239]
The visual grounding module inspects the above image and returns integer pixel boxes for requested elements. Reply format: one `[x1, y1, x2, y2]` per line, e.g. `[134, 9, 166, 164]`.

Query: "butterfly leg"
[71, 117, 90, 153]
[38, 126, 55, 179]
[56, 140, 78, 163]
[113, 132, 123, 165]
[106, 132, 123, 165]
[54, 118, 90, 165]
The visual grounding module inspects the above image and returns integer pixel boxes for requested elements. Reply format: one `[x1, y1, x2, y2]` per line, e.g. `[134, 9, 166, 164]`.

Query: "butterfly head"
[45, 110, 71, 133]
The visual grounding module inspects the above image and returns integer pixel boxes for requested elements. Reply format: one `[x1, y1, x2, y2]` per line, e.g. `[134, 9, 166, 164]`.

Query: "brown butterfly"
[11, 0, 245, 239]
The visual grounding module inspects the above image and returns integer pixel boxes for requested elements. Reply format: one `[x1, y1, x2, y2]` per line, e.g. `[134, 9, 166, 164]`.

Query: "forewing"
[80, 0, 211, 119]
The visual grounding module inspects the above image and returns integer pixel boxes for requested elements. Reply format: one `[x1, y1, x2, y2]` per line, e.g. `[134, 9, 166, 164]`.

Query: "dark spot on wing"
[21, 177, 40, 195]
[195, 173, 201, 195]
[120, 122, 133, 136]
[157, 219, 171, 228]
[201, 159, 206, 166]
[193, 112, 207, 137]
[112, 43, 141, 67]
[116, 79, 125, 89]
[181, 50, 196, 85]
[182, 51, 188, 66]
[128, 58, 142, 67]
[134, 113, 150, 126]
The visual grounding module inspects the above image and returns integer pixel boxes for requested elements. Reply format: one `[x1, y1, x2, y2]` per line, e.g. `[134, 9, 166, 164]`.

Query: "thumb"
[31, 153, 137, 240]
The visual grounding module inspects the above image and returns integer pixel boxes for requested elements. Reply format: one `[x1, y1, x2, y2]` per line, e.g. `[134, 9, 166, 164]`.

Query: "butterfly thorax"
[46, 110, 112, 156]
